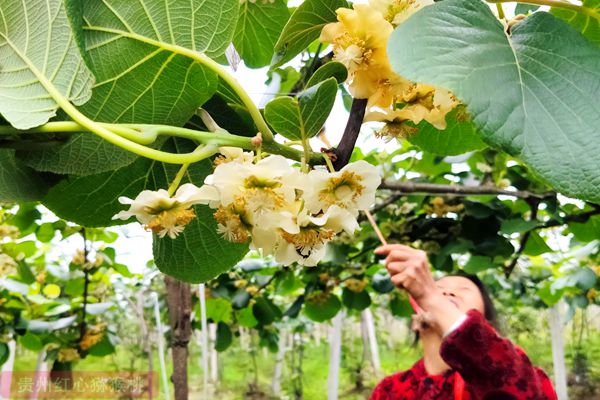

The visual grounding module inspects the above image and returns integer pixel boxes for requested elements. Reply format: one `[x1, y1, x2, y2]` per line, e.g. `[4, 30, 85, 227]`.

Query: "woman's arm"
[440, 309, 557, 399]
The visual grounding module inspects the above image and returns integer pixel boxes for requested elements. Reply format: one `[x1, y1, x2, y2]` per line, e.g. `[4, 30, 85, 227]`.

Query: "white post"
[0, 340, 16, 400]
[272, 328, 287, 395]
[209, 323, 218, 384]
[328, 311, 344, 400]
[152, 293, 171, 400]
[29, 349, 49, 400]
[198, 284, 209, 397]
[549, 303, 568, 400]
[361, 308, 381, 374]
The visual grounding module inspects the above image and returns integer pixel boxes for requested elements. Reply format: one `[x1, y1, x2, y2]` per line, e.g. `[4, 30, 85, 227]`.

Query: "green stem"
[1, 122, 324, 165]
[300, 137, 311, 173]
[324, 153, 336, 173]
[488, 0, 597, 18]
[496, 3, 505, 19]
[168, 163, 192, 196]
[82, 27, 274, 142]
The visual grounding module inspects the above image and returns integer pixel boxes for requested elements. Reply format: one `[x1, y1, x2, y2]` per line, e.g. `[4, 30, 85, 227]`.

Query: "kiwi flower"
[112, 184, 214, 239]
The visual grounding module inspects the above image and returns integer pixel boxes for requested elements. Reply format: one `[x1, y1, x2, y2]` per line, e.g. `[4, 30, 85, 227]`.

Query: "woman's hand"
[375, 244, 438, 305]
[375, 244, 465, 336]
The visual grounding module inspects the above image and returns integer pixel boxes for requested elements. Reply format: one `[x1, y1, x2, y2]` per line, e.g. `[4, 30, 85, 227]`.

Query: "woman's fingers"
[390, 269, 416, 289]
[385, 249, 411, 264]
[386, 261, 411, 275]
[375, 244, 415, 255]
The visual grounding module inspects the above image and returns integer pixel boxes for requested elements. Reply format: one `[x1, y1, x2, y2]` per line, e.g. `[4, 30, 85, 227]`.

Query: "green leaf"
[87, 336, 115, 357]
[36, 0, 240, 175]
[264, 97, 302, 139]
[0, 0, 94, 129]
[265, 77, 337, 140]
[408, 108, 487, 156]
[523, 232, 552, 256]
[17, 134, 139, 177]
[390, 295, 412, 318]
[236, 306, 258, 328]
[205, 298, 233, 324]
[64, 278, 85, 297]
[43, 139, 184, 227]
[252, 297, 282, 325]
[500, 219, 539, 235]
[306, 62, 348, 88]
[569, 215, 600, 242]
[153, 205, 249, 282]
[233, 0, 290, 68]
[215, 322, 233, 352]
[272, 0, 348, 67]
[573, 267, 597, 291]
[0, 150, 57, 202]
[16, 261, 36, 285]
[537, 283, 563, 306]
[463, 255, 495, 274]
[19, 332, 43, 352]
[304, 292, 341, 322]
[342, 288, 371, 311]
[515, 4, 540, 14]
[388, 0, 600, 203]
[43, 155, 152, 227]
[552, 0, 600, 46]
[0, 343, 9, 366]
[35, 223, 56, 243]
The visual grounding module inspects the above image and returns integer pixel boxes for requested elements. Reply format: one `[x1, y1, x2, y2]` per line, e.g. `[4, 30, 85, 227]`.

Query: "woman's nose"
[443, 290, 456, 297]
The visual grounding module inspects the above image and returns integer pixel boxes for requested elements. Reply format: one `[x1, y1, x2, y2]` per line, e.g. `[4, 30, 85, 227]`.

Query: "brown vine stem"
[79, 229, 90, 342]
[488, 0, 599, 20]
[380, 180, 555, 199]
[504, 198, 540, 278]
[164, 276, 192, 400]
[333, 98, 368, 171]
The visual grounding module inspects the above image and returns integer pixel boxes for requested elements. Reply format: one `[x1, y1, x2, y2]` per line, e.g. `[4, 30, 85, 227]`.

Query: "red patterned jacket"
[370, 310, 557, 400]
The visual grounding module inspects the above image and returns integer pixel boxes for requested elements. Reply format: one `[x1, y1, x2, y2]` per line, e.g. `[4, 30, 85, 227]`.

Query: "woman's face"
[435, 276, 485, 315]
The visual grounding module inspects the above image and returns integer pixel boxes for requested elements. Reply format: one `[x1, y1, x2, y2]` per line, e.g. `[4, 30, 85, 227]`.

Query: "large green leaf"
[153, 204, 249, 282]
[388, 0, 600, 202]
[42, 154, 155, 227]
[0, 150, 57, 202]
[0, 0, 94, 129]
[264, 77, 337, 140]
[552, 0, 600, 46]
[408, 108, 487, 156]
[42, 139, 217, 228]
[28, 0, 238, 176]
[233, 0, 290, 68]
[271, 0, 348, 67]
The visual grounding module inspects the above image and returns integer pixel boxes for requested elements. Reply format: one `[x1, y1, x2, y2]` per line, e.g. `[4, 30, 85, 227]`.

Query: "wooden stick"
[364, 210, 388, 246]
[364, 209, 420, 313]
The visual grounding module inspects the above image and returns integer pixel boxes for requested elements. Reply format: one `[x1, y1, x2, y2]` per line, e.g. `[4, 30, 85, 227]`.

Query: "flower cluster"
[196, 148, 381, 266]
[320, 0, 458, 137]
[112, 148, 380, 267]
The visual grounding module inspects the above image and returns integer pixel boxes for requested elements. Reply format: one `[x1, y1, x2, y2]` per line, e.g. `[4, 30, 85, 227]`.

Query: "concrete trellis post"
[549, 302, 568, 400]
[327, 311, 345, 400]
[198, 284, 209, 397]
[152, 292, 170, 400]
[0, 340, 16, 400]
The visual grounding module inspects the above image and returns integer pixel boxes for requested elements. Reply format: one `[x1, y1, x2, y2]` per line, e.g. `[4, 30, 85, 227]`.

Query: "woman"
[371, 244, 557, 400]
